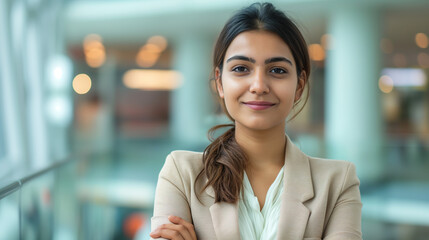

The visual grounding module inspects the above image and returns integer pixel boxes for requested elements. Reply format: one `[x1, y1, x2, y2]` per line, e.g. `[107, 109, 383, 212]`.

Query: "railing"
[0, 158, 72, 199]
[0, 158, 73, 240]
[0, 155, 154, 240]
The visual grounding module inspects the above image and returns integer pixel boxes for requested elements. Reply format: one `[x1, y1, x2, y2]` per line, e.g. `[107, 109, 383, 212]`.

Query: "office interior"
[1, 0, 429, 239]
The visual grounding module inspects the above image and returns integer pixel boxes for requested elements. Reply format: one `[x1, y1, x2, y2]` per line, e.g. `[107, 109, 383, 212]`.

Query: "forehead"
[224, 30, 294, 63]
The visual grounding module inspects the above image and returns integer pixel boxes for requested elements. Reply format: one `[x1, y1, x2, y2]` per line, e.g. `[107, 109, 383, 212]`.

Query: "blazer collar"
[277, 135, 314, 240]
[282, 135, 314, 202]
[205, 135, 314, 240]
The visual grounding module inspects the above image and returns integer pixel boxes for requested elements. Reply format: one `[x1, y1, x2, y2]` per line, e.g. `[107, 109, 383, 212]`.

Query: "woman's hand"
[150, 215, 197, 240]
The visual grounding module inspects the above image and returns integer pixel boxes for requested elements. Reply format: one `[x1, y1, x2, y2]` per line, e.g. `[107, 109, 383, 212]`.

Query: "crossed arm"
[150, 154, 197, 240]
[150, 215, 197, 240]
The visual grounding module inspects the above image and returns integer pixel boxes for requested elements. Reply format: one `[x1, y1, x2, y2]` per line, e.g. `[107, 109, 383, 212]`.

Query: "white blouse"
[238, 167, 285, 240]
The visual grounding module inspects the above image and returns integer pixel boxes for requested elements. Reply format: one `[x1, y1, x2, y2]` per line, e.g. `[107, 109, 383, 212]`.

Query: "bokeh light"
[147, 35, 168, 52]
[83, 34, 106, 68]
[45, 96, 72, 126]
[308, 44, 325, 61]
[417, 52, 429, 68]
[135, 35, 168, 68]
[123, 69, 183, 91]
[379, 75, 394, 93]
[136, 44, 161, 68]
[415, 33, 428, 49]
[72, 73, 92, 94]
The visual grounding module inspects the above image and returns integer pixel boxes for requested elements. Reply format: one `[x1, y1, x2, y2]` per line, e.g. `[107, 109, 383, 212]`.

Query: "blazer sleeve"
[323, 162, 363, 240]
[150, 153, 193, 240]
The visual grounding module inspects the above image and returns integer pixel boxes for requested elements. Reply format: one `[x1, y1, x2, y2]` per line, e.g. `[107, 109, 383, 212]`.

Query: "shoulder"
[308, 157, 355, 172]
[307, 157, 359, 189]
[160, 150, 204, 181]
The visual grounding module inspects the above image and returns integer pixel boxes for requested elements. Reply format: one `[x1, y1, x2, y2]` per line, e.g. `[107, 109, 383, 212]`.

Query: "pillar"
[0, 0, 28, 165]
[325, 6, 384, 184]
[171, 35, 214, 146]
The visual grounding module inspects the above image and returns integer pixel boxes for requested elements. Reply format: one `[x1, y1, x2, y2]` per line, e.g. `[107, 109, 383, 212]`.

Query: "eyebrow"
[265, 57, 293, 66]
[226, 55, 293, 66]
[226, 55, 256, 63]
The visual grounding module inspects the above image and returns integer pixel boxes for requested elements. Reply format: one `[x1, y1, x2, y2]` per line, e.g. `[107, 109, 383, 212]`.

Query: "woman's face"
[216, 30, 304, 131]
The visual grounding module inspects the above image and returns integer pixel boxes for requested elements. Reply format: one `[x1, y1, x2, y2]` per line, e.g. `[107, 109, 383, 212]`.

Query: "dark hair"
[199, 2, 311, 203]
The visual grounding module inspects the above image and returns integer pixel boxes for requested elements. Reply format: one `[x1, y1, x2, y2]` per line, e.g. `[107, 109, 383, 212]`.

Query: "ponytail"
[196, 124, 247, 203]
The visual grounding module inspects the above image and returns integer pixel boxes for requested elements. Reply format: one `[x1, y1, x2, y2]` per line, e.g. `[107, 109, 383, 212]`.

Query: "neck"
[234, 123, 286, 171]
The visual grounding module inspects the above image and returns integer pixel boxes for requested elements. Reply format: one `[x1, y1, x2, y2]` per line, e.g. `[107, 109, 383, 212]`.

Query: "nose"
[249, 70, 269, 95]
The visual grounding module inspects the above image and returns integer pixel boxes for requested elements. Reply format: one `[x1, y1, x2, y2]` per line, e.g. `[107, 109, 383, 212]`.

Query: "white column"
[26, 18, 51, 168]
[171, 35, 214, 146]
[325, 6, 383, 184]
[0, 0, 28, 165]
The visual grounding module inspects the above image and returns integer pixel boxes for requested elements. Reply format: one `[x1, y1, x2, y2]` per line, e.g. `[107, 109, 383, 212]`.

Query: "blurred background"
[1, 0, 429, 239]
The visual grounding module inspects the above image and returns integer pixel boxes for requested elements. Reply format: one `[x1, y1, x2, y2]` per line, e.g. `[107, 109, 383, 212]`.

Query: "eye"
[232, 66, 249, 72]
[270, 67, 287, 74]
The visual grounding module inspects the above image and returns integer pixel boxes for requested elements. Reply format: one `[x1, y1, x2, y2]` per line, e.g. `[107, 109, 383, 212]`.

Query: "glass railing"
[0, 155, 155, 240]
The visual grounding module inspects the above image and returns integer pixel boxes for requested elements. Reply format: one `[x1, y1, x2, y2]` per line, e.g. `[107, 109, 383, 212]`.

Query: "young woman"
[150, 3, 362, 240]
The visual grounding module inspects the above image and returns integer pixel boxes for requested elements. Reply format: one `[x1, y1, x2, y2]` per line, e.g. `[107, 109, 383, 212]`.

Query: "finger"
[150, 227, 185, 240]
[151, 223, 192, 240]
[160, 223, 193, 240]
[168, 216, 197, 240]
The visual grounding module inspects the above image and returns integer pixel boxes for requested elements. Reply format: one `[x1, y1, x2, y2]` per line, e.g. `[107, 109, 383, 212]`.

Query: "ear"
[215, 67, 224, 98]
[294, 71, 306, 102]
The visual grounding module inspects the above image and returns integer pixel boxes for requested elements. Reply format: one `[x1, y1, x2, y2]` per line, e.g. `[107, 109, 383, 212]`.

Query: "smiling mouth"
[243, 101, 276, 110]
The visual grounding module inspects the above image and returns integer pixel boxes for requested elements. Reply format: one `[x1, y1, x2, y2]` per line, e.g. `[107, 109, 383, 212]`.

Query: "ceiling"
[63, 0, 429, 68]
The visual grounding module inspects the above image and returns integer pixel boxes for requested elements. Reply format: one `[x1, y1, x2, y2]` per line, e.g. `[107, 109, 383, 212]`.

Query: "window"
[0, 0, 10, 168]
[0, 79, 4, 160]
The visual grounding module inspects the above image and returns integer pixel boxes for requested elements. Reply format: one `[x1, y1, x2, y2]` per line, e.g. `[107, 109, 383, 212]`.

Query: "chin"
[241, 119, 282, 131]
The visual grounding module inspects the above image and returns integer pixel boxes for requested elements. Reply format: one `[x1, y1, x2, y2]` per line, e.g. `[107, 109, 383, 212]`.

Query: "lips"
[243, 101, 276, 110]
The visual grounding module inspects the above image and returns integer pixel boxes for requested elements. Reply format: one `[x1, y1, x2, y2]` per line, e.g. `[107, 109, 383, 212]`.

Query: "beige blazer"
[151, 136, 362, 240]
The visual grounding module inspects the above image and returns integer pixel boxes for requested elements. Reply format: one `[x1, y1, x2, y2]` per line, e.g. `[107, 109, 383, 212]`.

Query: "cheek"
[221, 82, 242, 116]
[276, 84, 298, 107]
[222, 88, 236, 111]
[221, 78, 240, 99]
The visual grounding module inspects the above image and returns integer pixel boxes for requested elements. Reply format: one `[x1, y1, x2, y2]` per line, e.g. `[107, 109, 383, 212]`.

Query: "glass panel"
[20, 172, 55, 240]
[51, 160, 80, 240]
[0, 185, 20, 240]
[73, 156, 154, 240]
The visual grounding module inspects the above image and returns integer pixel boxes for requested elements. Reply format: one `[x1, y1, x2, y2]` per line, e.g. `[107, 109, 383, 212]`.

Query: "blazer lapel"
[277, 136, 314, 240]
[209, 201, 241, 240]
[205, 183, 241, 240]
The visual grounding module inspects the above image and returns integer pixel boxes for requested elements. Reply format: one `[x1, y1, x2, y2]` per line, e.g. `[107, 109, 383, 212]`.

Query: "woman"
[150, 2, 362, 240]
